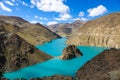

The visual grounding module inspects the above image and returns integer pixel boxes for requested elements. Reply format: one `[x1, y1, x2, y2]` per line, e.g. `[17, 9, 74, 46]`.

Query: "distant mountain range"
[47, 20, 85, 37]
[67, 12, 120, 48]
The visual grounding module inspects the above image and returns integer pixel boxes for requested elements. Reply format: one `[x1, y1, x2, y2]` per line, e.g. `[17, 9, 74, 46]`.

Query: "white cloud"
[31, 0, 36, 5]
[30, 5, 34, 8]
[31, 0, 71, 21]
[34, 15, 39, 18]
[5, 1, 14, 6]
[30, 20, 38, 23]
[47, 21, 58, 25]
[22, 1, 28, 6]
[9, 0, 28, 7]
[79, 11, 84, 17]
[31, 0, 70, 13]
[39, 17, 48, 20]
[87, 5, 107, 17]
[0, 2, 12, 12]
[34, 16, 48, 20]
[30, 20, 40, 24]
[73, 17, 88, 22]
[30, 20, 43, 24]
[55, 13, 72, 21]
[80, 17, 88, 21]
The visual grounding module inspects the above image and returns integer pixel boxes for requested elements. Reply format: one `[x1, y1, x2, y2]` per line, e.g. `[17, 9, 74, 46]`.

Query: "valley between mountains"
[0, 12, 120, 80]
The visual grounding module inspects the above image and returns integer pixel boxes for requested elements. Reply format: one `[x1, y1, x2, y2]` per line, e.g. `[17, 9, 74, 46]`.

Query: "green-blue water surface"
[3, 38, 107, 80]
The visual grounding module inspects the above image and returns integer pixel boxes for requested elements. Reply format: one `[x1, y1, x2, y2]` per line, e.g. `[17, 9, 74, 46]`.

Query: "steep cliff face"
[47, 20, 84, 37]
[67, 12, 120, 48]
[0, 23, 52, 76]
[59, 45, 83, 60]
[0, 15, 60, 46]
[76, 48, 120, 80]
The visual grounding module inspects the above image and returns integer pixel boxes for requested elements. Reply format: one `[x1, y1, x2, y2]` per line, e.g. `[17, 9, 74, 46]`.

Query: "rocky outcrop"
[0, 24, 52, 77]
[76, 48, 120, 80]
[59, 45, 83, 60]
[47, 20, 85, 37]
[0, 15, 60, 46]
[67, 12, 120, 48]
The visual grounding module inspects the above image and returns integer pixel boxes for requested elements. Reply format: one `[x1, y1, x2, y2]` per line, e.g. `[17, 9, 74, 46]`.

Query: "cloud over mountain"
[31, 0, 71, 21]
[87, 5, 107, 17]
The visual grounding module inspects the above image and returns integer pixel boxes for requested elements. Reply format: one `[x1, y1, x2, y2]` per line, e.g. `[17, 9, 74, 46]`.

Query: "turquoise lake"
[3, 37, 107, 80]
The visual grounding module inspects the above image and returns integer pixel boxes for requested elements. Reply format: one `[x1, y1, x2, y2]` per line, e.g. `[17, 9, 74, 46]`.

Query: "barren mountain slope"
[0, 15, 60, 45]
[67, 12, 120, 48]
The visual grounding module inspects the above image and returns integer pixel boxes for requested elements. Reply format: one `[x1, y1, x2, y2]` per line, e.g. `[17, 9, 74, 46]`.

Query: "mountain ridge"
[0, 15, 60, 46]
[67, 12, 120, 48]
[47, 20, 85, 37]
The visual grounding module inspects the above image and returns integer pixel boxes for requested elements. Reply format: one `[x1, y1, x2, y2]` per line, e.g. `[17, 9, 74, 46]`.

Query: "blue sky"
[0, 0, 120, 25]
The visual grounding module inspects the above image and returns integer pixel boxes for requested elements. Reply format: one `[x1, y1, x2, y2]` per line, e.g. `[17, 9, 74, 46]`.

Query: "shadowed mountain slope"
[0, 21, 52, 77]
[76, 48, 120, 80]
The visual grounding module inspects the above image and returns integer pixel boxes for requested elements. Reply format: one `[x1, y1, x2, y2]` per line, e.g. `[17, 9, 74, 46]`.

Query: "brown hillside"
[0, 22, 52, 77]
[67, 12, 120, 48]
[76, 48, 120, 80]
[0, 15, 60, 46]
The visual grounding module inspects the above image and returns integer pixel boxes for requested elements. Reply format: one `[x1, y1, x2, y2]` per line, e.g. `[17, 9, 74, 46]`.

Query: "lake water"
[3, 38, 107, 80]
[36, 37, 67, 56]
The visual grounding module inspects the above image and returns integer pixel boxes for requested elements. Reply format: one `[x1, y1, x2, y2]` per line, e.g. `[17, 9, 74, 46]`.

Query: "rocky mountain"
[47, 20, 85, 37]
[76, 48, 120, 80]
[0, 21, 52, 77]
[0, 15, 60, 46]
[67, 12, 120, 48]
[59, 45, 83, 60]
